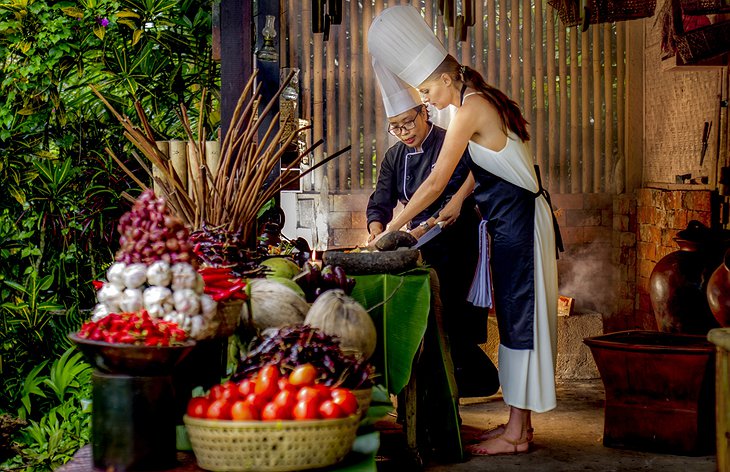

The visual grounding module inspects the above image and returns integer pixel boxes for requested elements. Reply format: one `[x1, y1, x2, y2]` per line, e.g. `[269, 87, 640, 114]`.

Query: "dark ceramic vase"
[649, 221, 722, 335]
[707, 249, 730, 327]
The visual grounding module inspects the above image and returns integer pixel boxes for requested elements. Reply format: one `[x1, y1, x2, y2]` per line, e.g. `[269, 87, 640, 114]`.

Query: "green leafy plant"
[0, 348, 92, 471]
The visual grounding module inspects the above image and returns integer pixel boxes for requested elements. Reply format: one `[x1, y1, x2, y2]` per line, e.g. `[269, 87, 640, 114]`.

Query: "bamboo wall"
[283, 0, 626, 194]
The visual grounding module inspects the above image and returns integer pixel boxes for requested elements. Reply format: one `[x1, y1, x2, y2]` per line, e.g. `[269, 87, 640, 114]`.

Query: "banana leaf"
[350, 268, 431, 395]
[350, 269, 463, 462]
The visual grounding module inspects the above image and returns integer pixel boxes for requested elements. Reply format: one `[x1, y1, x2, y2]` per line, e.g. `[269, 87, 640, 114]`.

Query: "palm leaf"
[44, 348, 91, 402]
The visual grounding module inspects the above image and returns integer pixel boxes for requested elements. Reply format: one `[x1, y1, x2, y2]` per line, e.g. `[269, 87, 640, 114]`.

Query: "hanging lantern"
[312, 0, 325, 34]
[329, 0, 342, 25]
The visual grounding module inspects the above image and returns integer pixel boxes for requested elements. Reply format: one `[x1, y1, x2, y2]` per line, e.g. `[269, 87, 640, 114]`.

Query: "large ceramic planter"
[584, 330, 715, 455]
[649, 221, 723, 334]
[707, 249, 730, 327]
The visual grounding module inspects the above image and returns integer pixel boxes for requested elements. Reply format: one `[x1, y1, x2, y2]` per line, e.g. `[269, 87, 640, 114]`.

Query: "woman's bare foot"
[465, 434, 530, 456]
[477, 424, 534, 442]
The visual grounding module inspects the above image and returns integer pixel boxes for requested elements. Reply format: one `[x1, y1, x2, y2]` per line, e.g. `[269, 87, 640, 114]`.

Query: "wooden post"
[581, 29, 591, 194]
[326, 35, 337, 187]
[374, 0, 386, 171]
[220, 0, 253, 142]
[570, 28, 579, 193]
[616, 22, 625, 176]
[257, 0, 282, 192]
[313, 33, 325, 189]
[558, 25, 567, 193]
[362, 0, 373, 190]
[499, 1, 507, 92]
[474, 0, 484, 76]
[350, 0, 361, 191]
[546, 12, 556, 190]
[488, 0, 497, 86]
[338, 16, 348, 191]
[522, 0, 532, 156]
[593, 27, 602, 193]
[510, 0, 519, 102]
[535, 1, 545, 179]
[603, 24, 614, 191]
[624, 21, 644, 193]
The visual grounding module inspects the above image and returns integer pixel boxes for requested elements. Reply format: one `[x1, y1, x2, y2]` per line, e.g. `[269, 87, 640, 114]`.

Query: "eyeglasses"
[387, 111, 421, 136]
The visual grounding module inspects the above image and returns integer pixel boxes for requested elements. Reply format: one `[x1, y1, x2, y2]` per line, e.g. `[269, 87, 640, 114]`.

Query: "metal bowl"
[322, 248, 420, 275]
[68, 333, 195, 376]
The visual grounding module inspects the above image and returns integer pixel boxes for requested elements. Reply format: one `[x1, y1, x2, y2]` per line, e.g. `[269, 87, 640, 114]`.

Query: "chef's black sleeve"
[366, 150, 398, 232]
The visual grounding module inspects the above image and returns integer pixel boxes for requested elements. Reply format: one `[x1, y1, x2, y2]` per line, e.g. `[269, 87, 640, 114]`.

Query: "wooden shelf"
[661, 52, 728, 71]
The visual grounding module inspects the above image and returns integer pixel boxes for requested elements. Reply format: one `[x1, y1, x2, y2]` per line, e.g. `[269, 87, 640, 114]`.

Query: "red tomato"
[278, 377, 297, 393]
[261, 401, 290, 421]
[186, 397, 210, 418]
[255, 365, 280, 399]
[289, 363, 317, 387]
[246, 393, 269, 412]
[273, 389, 297, 412]
[318, 400, 345, 419]
[314, 384, 332, 399]
[330, 389, 358, 416]
[230, 400, 259, 420]
[292, 398, 320, 420]
[210, 382, 238, 401]
[206, 399, 232, 420]
[237, 379, 255, 397]
[296, 386, 322, 403]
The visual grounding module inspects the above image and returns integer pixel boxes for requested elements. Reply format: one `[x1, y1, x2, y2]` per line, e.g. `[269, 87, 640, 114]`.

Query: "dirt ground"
[376, 380, 716, 472]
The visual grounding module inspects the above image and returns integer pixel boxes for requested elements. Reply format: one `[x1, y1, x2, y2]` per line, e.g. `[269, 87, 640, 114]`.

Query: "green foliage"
[0, 348, 92, 471]
[0, 0, 218, 466]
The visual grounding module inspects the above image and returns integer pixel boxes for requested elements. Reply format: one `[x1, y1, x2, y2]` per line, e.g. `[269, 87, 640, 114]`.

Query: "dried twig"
[91, 70, 328, 246]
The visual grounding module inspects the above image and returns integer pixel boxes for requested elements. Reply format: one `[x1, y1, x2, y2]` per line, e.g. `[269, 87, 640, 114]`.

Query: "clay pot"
[707, 249, 730, 327]
[649, 221, 722, 335]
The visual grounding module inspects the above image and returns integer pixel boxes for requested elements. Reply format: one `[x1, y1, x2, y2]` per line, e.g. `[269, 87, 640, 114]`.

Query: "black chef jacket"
[366, 124, 472, 231]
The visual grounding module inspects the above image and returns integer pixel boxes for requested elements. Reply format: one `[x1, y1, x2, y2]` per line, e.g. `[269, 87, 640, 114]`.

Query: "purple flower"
[95, 17, 109, 27]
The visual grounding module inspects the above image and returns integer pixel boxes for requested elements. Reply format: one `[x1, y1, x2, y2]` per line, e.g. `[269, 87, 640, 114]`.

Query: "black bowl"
[68, 333, 195, 376]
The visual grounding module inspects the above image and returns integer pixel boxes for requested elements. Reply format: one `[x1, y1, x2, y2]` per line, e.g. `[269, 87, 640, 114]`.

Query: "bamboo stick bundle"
[91, 70, 325, 249]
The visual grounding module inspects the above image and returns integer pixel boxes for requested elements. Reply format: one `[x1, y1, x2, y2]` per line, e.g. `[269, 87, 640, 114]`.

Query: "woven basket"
[548, 0, 657, 26]
[215, 300, 243, 338]
[352, 388, 372, 417]
[676, 21, 730, 63]
[183, 414, 360, 471]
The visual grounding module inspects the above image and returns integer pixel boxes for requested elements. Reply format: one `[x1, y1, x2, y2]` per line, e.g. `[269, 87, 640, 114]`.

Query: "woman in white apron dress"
[368, 5, 561, 457]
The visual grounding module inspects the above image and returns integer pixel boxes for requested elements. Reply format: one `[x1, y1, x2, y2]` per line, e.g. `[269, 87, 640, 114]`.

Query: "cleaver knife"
[413, 221, 445, 249]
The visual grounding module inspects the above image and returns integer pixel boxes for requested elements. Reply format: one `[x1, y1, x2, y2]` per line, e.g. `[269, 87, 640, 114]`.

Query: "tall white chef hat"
[372, 57, 421, 118]
[367, 5, 448, 88]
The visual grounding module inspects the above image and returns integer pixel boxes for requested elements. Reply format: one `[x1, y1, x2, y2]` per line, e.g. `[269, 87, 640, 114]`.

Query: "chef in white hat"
[366, 57, 498, 400]
[368, 5, 562, 457]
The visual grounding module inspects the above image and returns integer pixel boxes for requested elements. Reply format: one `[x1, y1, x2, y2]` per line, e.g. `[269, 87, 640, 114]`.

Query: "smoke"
[558, 242, 614, 315]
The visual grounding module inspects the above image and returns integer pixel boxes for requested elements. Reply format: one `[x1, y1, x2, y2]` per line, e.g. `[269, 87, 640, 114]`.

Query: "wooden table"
[350, 268, 463, 466]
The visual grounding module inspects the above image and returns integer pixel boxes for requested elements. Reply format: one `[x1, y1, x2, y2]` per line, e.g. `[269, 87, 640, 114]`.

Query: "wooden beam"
[220, 0, 253, 142]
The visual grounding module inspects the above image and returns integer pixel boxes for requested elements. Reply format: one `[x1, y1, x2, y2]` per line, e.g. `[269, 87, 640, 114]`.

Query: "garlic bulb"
[171, 262, 197, 290]
[173, 288, 200, 316]
[97, 283, 122, 312]
[146, 260, 172, 287]
[123, 263, 148, 289]
[106, 262, 127, 287]
[119, 288, 144, 313]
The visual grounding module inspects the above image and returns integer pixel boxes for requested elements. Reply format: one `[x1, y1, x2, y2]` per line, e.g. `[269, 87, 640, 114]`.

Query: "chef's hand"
[367, 230, 389, 250]
[436, 198, 462, 227]
[409, 225, 427, 239]
[366, 222, 384, 244]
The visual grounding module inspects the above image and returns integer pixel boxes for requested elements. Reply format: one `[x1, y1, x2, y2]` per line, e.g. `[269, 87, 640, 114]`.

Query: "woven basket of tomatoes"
[183, 364, 362, 471]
